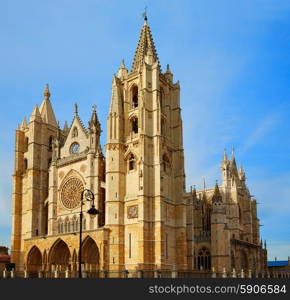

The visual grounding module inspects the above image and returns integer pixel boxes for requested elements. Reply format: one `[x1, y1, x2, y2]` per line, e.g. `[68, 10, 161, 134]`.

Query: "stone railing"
[2, 268, 289, 279]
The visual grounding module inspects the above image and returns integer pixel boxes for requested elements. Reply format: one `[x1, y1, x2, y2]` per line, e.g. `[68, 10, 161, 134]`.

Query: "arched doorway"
[27, 246, 42, 275]
[48, 239, 71, 272]
[81, 236, 99, 274]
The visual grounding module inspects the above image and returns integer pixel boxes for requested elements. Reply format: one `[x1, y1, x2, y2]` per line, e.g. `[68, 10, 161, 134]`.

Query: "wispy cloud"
[240, 110, 283, 154]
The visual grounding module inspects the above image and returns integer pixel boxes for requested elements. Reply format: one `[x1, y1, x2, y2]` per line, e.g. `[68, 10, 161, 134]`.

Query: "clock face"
[70, 142, 80, 154]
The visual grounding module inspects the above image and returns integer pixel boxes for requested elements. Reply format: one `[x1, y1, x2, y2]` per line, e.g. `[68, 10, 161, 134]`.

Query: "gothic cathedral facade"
[10, 19, 267, 276]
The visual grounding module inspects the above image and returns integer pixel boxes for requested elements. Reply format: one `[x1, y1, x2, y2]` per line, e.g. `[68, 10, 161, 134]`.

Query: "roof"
[268, 260, 289, 267]
[131, 20, 160, 72]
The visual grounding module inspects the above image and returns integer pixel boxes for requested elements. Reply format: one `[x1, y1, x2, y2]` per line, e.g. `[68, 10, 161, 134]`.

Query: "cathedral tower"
[11, 85, 59, 269]
[105, 16, 187, 271]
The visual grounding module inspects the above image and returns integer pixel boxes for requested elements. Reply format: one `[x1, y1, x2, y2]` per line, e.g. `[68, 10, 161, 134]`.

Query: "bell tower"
[105, 16, 187, 272]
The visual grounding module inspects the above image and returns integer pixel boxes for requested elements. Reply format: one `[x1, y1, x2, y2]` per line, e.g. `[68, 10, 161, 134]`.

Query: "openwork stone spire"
[131, 19, 161, 72]
[212, 180, 222, 203]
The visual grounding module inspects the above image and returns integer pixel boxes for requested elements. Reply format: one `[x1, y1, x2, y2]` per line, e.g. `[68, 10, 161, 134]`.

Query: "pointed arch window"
[128, 153, 136, 171]
[25, 137, 29, 151]
[197, 247, 211, 270]
[24, 158, 28, 171]
[132, 86, 138, 108]
[72, 127, 78, 138]
[72, 216, 77, 232]
[48, 136, 53, 151]
[131, 117, 138, 134]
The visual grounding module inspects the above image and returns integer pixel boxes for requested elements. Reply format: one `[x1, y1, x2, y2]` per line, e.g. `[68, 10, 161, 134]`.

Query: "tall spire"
[223, 148, 228, 162]
[39, 84, 58, 127]
[131, 16, 160, 72]
[230, 146, 237, 171]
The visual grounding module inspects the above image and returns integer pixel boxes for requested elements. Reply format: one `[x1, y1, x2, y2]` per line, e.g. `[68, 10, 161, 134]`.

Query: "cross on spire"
[92, 104, 97, 112]
[142, 6, 148, 23]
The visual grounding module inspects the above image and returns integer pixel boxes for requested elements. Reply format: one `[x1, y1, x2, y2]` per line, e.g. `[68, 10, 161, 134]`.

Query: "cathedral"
[10, 17, 267, 277]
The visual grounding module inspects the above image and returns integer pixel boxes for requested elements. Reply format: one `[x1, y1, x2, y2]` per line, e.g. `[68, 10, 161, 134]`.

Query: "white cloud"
[239, 111, 282, 154]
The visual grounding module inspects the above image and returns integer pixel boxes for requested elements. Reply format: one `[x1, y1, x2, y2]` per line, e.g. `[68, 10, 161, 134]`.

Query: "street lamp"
[79, 189, 99, 278]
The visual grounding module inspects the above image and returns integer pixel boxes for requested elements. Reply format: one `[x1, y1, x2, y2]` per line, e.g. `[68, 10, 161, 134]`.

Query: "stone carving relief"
[127, 205, 138, 219]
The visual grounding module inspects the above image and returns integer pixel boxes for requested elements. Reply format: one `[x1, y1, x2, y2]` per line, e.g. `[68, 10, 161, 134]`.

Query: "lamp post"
[79, 189, 99, 278]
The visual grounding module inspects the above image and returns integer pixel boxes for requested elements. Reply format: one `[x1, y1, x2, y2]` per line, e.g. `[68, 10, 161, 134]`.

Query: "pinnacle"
[63, 121, 69, 132]
[21, 117, 27, 129]
[223, 148, 228, 161]
[30, 105, 42, 122]
[212, 180, 222, 202]
[44, 83, 50, 99]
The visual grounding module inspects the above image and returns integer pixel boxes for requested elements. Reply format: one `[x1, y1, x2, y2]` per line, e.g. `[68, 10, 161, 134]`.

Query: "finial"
[44, 84, 50, 99]
[92, 104, 97, 112]
[203, 177, 206, 190]
[231, 146, 235, 159]
[142, 6, 148, 23]
[121, 59, 125, 68]
[166, 64, 171, 73]
[223, 148, 228, 161]
[74, 103, 78, 115]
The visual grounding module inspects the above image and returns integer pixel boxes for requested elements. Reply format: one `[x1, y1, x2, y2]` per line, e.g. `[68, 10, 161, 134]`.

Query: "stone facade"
[10, 18, 267, 276]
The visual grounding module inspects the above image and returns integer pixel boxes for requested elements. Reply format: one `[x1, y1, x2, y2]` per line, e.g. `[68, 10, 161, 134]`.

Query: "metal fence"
[1, 269, 290, 279]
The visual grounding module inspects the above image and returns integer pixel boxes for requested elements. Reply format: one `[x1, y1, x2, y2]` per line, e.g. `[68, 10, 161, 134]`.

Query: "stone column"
[3, 269, 7, 278]
[211, 267, 216, 278]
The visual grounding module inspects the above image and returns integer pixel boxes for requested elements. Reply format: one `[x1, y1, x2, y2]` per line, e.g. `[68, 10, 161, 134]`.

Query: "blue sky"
[0, 0, 290, 260]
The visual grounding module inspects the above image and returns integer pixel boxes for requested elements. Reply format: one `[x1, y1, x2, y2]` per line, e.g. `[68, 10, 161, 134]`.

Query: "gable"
[60, 116, 89, 158]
